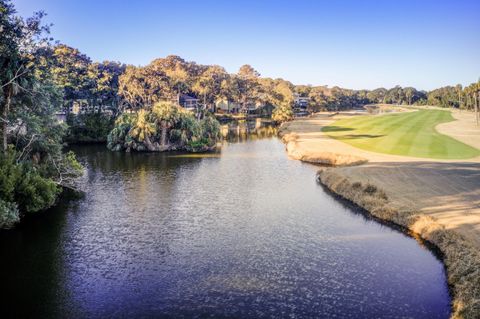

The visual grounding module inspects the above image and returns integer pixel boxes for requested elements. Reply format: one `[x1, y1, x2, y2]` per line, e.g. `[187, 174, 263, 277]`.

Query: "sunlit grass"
[323, 110, 480, 159]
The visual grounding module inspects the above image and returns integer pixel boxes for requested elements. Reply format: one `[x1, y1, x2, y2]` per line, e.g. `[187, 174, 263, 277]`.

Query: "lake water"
[0, 133, 451, 318]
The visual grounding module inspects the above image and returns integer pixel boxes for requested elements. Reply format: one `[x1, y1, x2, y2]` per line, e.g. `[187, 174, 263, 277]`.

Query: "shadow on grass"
[335, 134, 385, 140]
[322, 126, 355, 132]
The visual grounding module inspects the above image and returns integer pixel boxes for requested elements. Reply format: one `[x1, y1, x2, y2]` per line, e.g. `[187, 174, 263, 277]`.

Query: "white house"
[215, 98, 241, 113]
[294, 93, 309, 109]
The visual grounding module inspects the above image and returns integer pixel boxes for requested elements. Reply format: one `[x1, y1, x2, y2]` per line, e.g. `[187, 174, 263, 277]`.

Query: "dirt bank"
[281, 109, 480, 318]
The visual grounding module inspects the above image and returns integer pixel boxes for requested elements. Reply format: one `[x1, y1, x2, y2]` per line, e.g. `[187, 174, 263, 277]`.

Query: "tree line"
[35, 43, 480, 117]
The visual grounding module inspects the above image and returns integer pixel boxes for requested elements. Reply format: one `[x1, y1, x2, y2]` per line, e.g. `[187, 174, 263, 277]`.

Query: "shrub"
[363, 183, 378, 194]
[186, 138, 210, 152]
[170, 113, 201, 146]
[15, 167, 59, 213]
[200, 116, 221, 145]
[0, 151, 22, 203]
[107, 102, 221, 152]
[272, 102, 294, 123]
[0, 199, 20, 229]
[0, 150, 60, 219]
[107, 113, 135, 150]
[352, 182, 362, 189]
[66, 113, 115, 143]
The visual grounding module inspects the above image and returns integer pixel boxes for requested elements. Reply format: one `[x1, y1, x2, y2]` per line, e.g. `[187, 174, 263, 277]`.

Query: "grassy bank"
[316, 168, 480, 319]
[323, 110, 480, 159]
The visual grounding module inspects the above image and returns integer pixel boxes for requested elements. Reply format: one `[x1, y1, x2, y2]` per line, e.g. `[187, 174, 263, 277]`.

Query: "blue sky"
[14, 0, 480, 90]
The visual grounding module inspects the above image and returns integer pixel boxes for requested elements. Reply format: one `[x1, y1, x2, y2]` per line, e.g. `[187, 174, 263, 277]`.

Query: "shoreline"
[280, 110, 480, 319]
[316, 168, 479, 319]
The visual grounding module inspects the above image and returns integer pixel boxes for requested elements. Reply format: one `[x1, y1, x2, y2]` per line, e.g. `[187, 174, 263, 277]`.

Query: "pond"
[0, 133, 451, 318]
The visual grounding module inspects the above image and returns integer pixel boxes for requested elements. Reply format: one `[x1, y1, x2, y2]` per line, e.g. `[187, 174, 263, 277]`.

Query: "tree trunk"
[1, 85, 12, 152]
[143, 133, 155, 151]
[458, 91, 462, 111]
[2, 101, 8, 152]
[160, 121, 168, 149]
[475, 92, 479, 126]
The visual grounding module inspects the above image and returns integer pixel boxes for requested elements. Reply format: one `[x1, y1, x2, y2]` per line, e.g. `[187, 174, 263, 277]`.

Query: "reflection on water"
[220, 118, 277, 142]
[0, 134, 450, 318]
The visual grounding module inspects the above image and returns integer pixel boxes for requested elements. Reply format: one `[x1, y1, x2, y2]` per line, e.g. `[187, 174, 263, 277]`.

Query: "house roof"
[180, 94, 198, 101]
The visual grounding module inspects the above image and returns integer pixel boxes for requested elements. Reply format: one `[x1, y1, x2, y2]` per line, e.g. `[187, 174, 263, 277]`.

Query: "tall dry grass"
[317, 168, 480, 319]
[280, 132, 368, 166]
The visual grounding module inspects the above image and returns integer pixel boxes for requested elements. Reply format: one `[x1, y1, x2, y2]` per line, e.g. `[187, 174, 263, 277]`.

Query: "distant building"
[215, 98, 241, 113]
[294, 93, 309, 110]
[65, 99, 113, 115]
[55, 111, 67, 123]
[247, 101, 266, 114]
[176, 94, 199, 111]
[253, 104, 274, 117]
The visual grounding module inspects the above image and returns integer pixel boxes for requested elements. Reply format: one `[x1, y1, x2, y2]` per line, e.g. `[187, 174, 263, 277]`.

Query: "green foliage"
[66, 113, 114, 143]
[0, 2, 84, 228]
[129, 109, 156, 142]
[272, 102, 294, 123]
[425, 82, 480, 111]
[169, 112, 201, 146]
[186, 138, 211, 152]
[0, 150, 22, 203]
[107, 113, 135, 150]
[0, 150, 60, 216]
[183, 116, 221, 152]
[15, 167, 59, 213]
[152, 101, 181, 123]
[427, 86, 459, 108]
[65, 151, 83, 173]
[0, 199, 20, 229]
[107, 102, 221, 152]
[200, 115, 221, 142]
[36, 44, 126, 111]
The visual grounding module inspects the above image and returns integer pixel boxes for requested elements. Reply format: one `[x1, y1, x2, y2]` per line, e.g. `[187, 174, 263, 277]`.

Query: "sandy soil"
[438, 109, 480, 150]
[338, 162, 480, 247]
[281, 108, 480, 317]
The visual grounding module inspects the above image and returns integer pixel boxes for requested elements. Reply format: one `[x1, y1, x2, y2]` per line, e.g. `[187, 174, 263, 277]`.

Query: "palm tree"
[152, 102, 181, 150]
[465, 82, 480, 126]
[129, 109, 157, 150]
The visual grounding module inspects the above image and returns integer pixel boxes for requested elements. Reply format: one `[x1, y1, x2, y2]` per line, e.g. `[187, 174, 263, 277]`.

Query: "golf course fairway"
[323, 109, 480, 159]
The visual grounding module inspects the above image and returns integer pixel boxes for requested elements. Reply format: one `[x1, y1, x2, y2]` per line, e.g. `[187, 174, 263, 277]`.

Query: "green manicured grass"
[323, 110, 480, 159]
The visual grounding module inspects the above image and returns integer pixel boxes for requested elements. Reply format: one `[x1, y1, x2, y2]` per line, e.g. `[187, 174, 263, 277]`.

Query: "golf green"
[323, 110, 480, 159]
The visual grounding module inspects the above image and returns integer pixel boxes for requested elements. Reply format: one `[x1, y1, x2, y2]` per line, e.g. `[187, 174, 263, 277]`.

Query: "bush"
[15, 168, 59, 213]
[363, 183, 378, 194]
[272, 102, 294, 123]
[0, 199, 20, 229]
[66, 112, 115, 143]
[107, 113, 135, 150]
[352, 182, 362, 189]
[107, 102, 221, 152]
[186, 138, 211, 152]
[200, 115, 221, 143]
[0, 151, 22, 203]
[170, 112, 201, 146]
[0, 150, 60, 221]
